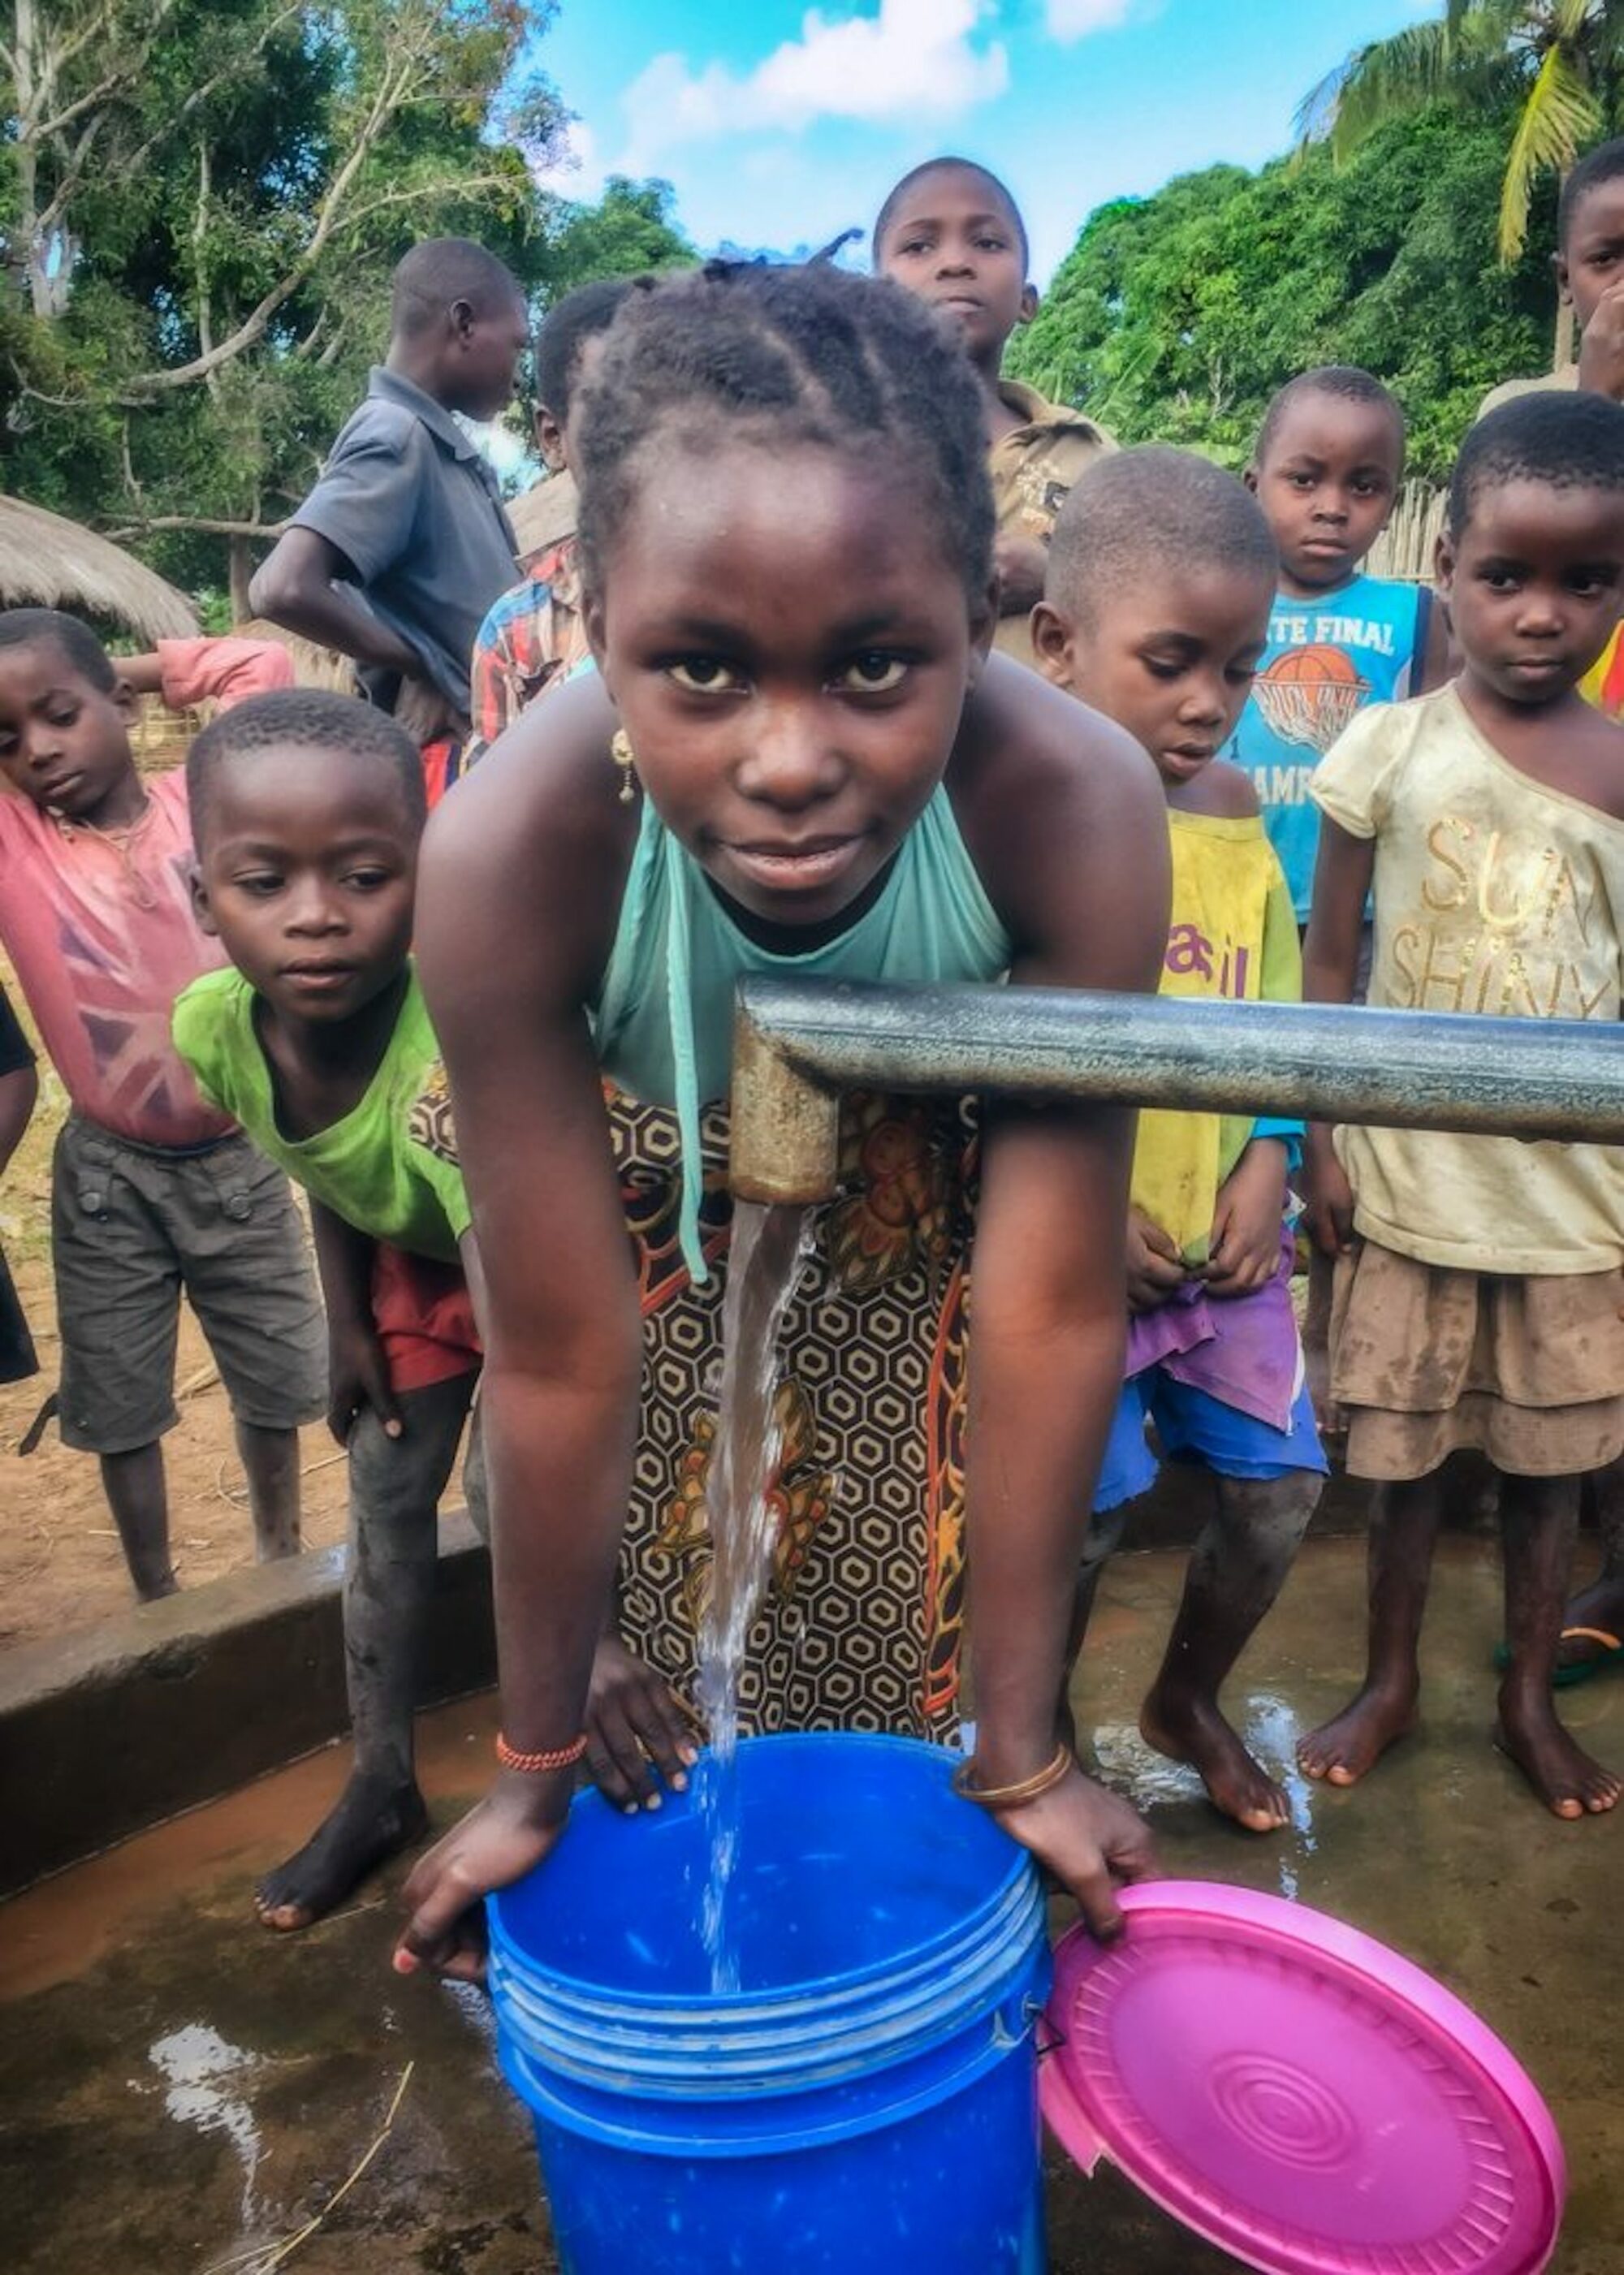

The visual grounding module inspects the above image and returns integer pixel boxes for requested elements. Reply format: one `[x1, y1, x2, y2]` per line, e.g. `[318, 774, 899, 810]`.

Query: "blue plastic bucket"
[488, 1732, 1052, 2274]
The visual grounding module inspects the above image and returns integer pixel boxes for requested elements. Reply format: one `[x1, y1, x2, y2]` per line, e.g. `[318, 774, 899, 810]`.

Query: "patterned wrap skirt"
[608, 1082, 978, 1743]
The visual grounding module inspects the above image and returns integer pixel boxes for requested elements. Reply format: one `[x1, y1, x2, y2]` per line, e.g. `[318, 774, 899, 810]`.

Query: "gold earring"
[611, 727, 638, 805]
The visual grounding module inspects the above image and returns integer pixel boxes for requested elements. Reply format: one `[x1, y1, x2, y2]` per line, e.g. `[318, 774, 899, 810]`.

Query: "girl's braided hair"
[572, 260, 995, 605]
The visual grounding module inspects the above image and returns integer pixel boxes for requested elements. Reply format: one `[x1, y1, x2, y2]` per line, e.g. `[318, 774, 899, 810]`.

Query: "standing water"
[693, 1198, 812, 1991]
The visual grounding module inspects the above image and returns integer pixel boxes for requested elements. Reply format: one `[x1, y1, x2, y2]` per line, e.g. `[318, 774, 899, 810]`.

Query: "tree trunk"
[1553, 163, 1576, 375]
[227, 536, 255, 624]
[13, 0, 50, 321]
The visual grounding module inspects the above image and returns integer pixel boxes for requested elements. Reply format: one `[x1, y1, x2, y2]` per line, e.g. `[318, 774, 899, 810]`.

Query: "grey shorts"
[52, 1116, 327, 1455]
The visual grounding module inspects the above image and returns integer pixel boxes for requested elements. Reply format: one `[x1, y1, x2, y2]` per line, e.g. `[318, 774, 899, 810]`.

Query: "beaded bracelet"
[495, 1732, 589, 1775]
[952, 1741, 1073, 1811]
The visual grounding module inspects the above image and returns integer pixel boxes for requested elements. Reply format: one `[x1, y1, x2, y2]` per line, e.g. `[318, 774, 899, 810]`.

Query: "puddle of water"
[146, 2022, 264, 2229]
[1094, 1694, 1322, 1899]
[1091, 1722, 1207, 1807]
[1242, 1690, 1319, 1899]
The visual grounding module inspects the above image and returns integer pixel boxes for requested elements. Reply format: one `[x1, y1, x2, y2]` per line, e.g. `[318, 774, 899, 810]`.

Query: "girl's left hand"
[395, 1773, 572, 1984]
[982, 1761, 1156, 1941]
[1203, 1140, 1288, 1300]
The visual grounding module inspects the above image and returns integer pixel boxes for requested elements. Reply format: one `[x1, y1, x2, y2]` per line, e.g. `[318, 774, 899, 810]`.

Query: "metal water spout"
[729, 979, 1624, 1205]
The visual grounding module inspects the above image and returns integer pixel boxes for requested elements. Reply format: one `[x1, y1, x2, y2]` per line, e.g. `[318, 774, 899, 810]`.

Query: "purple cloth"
[1122, 1228, 1301, 1432]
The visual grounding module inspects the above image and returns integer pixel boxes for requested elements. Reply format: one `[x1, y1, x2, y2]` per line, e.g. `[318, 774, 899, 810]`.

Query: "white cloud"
[618, 0, 1009, 162]
[531, 117, 607, 201]
[1043, 0, 1136, 39]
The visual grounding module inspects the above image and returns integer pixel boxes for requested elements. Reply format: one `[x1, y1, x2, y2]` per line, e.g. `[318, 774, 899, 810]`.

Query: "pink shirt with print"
[0, 635, 292, 1150]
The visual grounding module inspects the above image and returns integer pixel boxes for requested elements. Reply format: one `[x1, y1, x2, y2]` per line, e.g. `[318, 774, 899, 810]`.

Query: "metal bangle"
[952, 1741, 1073, 1811]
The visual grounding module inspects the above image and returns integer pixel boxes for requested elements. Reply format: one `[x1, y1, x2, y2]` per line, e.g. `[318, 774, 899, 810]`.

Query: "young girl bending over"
[394, 261, 1170, 1975]
[1300, 391, 1624, 1819]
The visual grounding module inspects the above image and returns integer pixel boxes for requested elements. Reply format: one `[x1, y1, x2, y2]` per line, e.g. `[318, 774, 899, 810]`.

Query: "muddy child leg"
[1298, 1471, 1441, 1785]
[1141, 1470, 1320, 1831]
[236, 1420, 302, 1561]
[256, 1372, 475, 1931]
[101, 1442, 176, 1601]
[1497, 1471, 1621, 1820]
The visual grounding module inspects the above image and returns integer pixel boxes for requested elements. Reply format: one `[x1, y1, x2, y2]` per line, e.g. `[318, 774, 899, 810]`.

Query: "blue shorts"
[1093, 1367, 1328, 1517]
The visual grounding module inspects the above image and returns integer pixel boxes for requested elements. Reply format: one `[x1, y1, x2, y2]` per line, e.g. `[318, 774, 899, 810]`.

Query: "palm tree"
[1298, 1, 1624, 362]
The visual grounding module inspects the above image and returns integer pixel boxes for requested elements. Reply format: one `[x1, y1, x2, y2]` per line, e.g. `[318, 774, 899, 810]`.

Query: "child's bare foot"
[255, 1772, 429, 1931]
[1496, 1686, 1622, 1819]
[1296, 1679, 1417, 1786]
[1140, 1685, 1289, 1832]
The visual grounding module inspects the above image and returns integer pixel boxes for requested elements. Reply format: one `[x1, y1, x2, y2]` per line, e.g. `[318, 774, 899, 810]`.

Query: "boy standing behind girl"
[1233, 365, 1449, 925]
[875, 158, 1112, 671]
[466, 278, 635, 763]
[1035, 450, 1327, 1833]
[175, 690, 485, 1929]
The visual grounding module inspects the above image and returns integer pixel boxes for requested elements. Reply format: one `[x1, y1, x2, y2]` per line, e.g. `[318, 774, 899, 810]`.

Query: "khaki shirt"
[1475, 363, 1579, 421]
[987, 379, 1113, 667]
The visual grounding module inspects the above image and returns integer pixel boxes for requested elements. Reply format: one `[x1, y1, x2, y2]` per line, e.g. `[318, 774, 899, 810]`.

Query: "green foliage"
[1, 0, 564, 594]
[1298, 1, 1624, 260]
[535, 176, 695, 305]
[1007, 108, 1556, 480]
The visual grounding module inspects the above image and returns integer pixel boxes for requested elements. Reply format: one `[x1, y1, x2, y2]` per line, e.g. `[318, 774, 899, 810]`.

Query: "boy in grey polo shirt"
[252, 238, 525, 754]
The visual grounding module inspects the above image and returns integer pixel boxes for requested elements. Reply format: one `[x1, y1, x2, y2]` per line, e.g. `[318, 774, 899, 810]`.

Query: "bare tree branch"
[32, 112, 107, 248]
[102, 514, 288, 540]
[104, 5, 303, 190]
[32, 63, 136, 143]
[113, 39, 473, 399]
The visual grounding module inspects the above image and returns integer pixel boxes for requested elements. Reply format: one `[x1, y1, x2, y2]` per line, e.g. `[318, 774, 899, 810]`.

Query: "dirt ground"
[0, 1009, 348, 1651]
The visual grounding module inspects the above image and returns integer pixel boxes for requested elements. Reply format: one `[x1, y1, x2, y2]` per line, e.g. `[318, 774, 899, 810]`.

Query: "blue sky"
[531, 0, 1436, 283]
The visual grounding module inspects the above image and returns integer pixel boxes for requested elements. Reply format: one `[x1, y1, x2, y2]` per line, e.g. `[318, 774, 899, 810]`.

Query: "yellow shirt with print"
[1133, 808, 1302, 1263]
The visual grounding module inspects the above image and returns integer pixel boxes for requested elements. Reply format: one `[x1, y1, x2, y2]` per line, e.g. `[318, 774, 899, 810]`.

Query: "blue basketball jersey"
[1229, 573, 1427, 918]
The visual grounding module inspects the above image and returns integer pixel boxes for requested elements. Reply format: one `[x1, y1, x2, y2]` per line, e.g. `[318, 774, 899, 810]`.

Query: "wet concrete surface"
[2, 1534, 1619, 2273]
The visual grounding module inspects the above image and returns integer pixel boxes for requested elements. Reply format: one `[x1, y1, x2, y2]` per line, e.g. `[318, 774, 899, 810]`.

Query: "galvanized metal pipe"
[730, 979, 1624, 1204]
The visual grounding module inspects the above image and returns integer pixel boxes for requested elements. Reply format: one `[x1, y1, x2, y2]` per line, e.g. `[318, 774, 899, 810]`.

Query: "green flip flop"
[1492, 1625, 1623, 1689]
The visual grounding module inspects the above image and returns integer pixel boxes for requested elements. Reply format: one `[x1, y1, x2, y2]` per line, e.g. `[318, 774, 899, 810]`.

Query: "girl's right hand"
[395, 1774, 570, 1984]
[1125, 1207, 1186, 1314]
[1302, 1133, 1356, 1260]
[586, 1636, 702, 1813]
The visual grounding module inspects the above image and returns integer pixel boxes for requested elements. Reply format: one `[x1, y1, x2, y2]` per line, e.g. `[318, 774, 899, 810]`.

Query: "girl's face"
[1436, 477, 1624, 710]
[587, 438, 993, 933]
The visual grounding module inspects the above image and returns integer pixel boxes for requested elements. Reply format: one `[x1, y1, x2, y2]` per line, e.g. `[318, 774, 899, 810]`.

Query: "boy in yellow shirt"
[1034, 448, 1326, 1833]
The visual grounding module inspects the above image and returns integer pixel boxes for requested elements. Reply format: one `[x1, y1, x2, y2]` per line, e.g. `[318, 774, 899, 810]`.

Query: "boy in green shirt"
[174, 689, 483, 1930]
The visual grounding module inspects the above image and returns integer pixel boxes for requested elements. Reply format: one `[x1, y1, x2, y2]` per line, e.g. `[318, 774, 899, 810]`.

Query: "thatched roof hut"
[0, 495, 198, 642]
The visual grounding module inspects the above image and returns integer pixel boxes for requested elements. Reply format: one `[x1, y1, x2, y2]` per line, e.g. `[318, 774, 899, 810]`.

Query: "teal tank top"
[593, 785, 1012, 1283]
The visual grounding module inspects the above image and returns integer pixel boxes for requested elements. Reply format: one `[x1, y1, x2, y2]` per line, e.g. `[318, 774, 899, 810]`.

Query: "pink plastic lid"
[1041, 1880, 1564, 2275]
